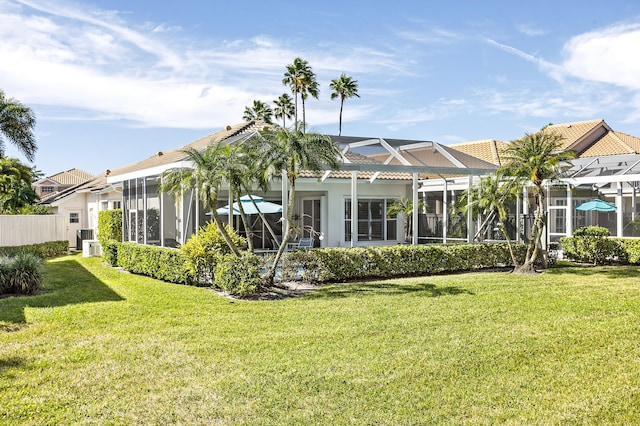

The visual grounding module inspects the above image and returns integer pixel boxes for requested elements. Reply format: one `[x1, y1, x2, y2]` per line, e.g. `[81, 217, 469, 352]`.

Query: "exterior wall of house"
[49, 189, 122, 249]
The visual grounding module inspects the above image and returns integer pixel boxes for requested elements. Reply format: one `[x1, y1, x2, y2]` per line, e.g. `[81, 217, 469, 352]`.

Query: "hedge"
[97, 209, 122, 244]
[0, 240, 69, 259]
[560, 235, 640, 265]
[116, 242, 194, 285]
[278, 242, 528, 283]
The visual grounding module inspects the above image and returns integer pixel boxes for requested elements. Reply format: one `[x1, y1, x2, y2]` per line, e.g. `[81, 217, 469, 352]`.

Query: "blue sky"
[3, 0, 640, 176]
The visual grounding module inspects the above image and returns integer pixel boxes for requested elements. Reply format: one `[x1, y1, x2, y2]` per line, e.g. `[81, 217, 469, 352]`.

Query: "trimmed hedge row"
[0, 240, 69, 259]
[116, 242, 194, 285]
[560, 236, 640, 265]
[279, 242, 528, 283]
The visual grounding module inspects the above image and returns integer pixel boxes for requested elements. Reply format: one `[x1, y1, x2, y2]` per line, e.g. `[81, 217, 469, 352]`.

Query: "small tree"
[500, 130, 575, 273]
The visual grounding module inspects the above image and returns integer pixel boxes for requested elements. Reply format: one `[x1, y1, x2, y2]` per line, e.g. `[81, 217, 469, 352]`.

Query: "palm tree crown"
[282, 57, 318, 132]
[0, 90, 37, 162]
[243, 100, 273, 124]
[329, 74, 360, 136]
[273, 93, 295, 128]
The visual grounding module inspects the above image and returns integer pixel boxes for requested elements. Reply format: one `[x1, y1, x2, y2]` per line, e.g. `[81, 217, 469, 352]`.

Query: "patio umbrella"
[575, 199, 617, 212]
[216, 195, 283, 216]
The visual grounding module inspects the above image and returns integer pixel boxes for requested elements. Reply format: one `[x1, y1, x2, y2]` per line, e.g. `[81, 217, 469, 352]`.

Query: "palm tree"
[251, 126, 342, 285]
[461, 174, 520, 266]
[160, 143, 242, 256]
[242, 100, 273, 124]
[499, 129, 575, 273]
[329, 74, 359, 136]
[0, 157, 39, 213]
[282, 57, 318, 132]
[0, 90, 37, 162]
[273, 93, 295, 128]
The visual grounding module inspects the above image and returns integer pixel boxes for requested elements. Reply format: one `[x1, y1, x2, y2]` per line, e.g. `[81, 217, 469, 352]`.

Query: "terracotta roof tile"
[448, 139, 508, 166]
[544, 119, 605, 151]
[108, 121, 269, 179]
[580, 132, 635, 157]
[47, 168, 94, 185]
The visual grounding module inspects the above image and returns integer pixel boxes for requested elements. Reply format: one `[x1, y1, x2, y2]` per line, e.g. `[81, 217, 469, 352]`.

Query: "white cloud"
[516, 23, 547, 37]
[0, 0, 408, 129]
[562, 22, 640, 90]
[483, 37, 567, 82]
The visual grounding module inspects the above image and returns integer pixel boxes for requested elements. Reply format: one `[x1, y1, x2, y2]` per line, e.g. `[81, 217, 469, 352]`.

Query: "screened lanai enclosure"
[113, 120, 640, 252]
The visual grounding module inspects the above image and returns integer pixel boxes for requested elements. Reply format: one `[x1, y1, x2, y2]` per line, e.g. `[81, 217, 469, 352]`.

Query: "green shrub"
[101, 239, 120, 266]
[213, 253, 262, 297]
[0, 241, 68, 259]
[0, 252, 44, 296]
[98, 209, 122, 244]
[117, 243, 194, 285]
[560, 226, 621, 265]
[616, 239, 640, 264]
[280, 242, 527, 283]
[181, 222, 246, 284]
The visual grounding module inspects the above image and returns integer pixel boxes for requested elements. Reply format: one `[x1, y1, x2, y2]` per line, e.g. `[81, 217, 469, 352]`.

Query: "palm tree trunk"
[339, 100, 344, 136]
[235, 191, 254, 253]
[301, 97, 306, 133]
[210, 194, 241, 256]
[265, 175, 297, 286]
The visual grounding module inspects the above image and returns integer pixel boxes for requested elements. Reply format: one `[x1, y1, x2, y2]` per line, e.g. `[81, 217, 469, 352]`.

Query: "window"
[42, 186, 54, 193]
[345, 198, 397, 241]
[69, 212, 79, 224]
[113, 201, 121, 209]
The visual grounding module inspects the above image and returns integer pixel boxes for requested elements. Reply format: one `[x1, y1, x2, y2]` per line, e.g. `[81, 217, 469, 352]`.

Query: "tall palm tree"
[329, 73, 359, 136]
[282, 57, 318, 132]
[273, 93, 295, 128]
[160, 143, 242, 256]
[242, 100, 273, 124]
[499, 130, 575, 273]
[0, 90, 37, 162]
[251, 127, 342, 285]
[0, 157, 39, 213]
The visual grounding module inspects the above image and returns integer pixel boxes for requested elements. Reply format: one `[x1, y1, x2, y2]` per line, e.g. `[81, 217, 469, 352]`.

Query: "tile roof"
[108, 121, 269, 179]
[580, 132, 636, 157]
[38, 174, 111, 205]
[448, 139, 507, 166]
[543, 119, 606, 151]
[47, 168, 95, 185]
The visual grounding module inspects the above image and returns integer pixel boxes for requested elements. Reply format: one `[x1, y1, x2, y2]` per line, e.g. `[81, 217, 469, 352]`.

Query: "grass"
[1, 254, 640, 424]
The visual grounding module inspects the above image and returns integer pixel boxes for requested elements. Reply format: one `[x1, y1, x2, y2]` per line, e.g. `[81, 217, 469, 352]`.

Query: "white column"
[566, 184, 573, 236]
[281, 170, 288, 236]
[617, 182, 623, 237]
[351, 171, 358, 247]
[467, 175, 474, 243]
[442, 179, 448, 244]
[412, 173, 419, 245]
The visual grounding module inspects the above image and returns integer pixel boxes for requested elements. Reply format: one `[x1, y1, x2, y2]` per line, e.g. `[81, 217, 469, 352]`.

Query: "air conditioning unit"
[82, 240, 101, 257]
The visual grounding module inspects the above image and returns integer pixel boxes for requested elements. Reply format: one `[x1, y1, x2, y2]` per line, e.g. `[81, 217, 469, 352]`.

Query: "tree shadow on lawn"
[547, 264, 640, 280]
[307, 280, 475, 300]
[0, 257, 124, 329]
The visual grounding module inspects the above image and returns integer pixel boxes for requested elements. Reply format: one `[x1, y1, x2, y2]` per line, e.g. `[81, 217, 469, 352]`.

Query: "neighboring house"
[33, 168, 94, 200]
[37, 173, 121, 249]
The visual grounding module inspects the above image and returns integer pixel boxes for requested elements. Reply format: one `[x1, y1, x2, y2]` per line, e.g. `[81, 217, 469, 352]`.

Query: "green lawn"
[1, 255, 640, 425]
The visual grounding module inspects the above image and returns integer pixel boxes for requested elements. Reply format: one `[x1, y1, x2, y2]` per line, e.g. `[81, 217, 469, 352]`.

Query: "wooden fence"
[0, 215, 67, 246]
